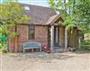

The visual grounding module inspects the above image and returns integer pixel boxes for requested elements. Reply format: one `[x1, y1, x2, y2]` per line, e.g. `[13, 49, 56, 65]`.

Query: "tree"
[49, 0, 90, 32]
[49, 0, 76, 29]
[75, 0, 90, 33]
[0, 1, 29, 49]
[0, 2, 29, 33]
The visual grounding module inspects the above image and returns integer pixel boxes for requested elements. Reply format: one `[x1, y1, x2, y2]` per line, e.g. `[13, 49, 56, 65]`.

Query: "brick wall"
[17, 25, 48, 51]
[35, 26, 48, 46]
[17, 25, 29, 51]
[9, 24, 49, 52]
[17, 25, 29, 42]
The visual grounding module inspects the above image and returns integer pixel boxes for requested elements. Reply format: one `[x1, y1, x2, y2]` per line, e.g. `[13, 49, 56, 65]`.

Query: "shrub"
[81, 40, 90, 50]
[81, 40, 90, 45]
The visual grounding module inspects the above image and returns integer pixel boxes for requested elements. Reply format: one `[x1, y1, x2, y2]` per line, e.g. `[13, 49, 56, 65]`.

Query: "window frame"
[28, 24, 35, 40]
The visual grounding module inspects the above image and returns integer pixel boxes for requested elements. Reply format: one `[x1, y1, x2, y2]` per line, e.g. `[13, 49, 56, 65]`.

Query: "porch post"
[65, 28, 68, 51]
[50, 26, 54, 52]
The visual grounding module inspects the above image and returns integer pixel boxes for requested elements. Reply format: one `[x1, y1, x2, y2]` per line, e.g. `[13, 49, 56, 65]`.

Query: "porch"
[48, 25, 66, 52]
[46, 14, 67, 52]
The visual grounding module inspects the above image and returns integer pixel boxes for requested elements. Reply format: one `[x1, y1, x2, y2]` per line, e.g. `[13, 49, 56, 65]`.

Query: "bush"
[81, 40, 90, 45]
[81, 40, 90, 50]
[0, 33, 7, 49]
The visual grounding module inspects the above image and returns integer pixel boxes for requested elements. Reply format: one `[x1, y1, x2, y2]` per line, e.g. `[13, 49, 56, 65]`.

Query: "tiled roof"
[20, 3, 63, 25]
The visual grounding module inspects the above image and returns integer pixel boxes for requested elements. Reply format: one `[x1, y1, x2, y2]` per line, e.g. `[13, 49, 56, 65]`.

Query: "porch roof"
[46, 14, 64, 26]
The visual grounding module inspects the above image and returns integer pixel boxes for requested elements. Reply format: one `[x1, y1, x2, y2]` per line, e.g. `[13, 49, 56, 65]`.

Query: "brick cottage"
[8, 4, 79, 52]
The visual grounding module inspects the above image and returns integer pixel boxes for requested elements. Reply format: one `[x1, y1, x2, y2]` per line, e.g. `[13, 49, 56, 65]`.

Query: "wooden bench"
[22, 41, 42, 53]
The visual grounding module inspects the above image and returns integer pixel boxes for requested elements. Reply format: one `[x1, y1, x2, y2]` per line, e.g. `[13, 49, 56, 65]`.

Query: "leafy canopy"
[0, 1, 29, 34]
[49, 0, 90, 32]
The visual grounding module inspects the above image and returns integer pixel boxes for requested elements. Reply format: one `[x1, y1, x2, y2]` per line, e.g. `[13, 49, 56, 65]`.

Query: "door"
[54, 26, 59, 47]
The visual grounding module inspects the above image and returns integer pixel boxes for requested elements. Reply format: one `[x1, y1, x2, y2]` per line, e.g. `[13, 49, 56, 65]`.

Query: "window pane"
[29, 25, 35, 39]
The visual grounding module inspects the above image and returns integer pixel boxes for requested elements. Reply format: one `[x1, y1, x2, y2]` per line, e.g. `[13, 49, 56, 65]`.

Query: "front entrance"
[54, 26, 59, 47]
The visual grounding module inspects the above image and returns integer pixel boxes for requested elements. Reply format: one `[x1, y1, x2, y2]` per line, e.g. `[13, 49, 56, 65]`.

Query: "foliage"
[0, 1, 30, 49]
[49, 0, 90, 32]
[0, 33, 7, 49]
[80, 45, 90, 51]
[80, 39, 90, 50]
[75, 0, 90, 32]
[0, 2, 29, 27]
[49, 0, 75, 29]
[0, 0, 29, 33]
[81, 40, 90, 45]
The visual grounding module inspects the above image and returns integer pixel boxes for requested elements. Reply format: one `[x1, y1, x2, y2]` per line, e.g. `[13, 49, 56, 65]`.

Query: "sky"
[0, 0, 49, 7]
[18, 0, 49, 7]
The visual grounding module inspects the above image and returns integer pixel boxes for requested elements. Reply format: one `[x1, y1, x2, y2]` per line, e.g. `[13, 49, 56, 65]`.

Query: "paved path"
[0, 52, 90, 71]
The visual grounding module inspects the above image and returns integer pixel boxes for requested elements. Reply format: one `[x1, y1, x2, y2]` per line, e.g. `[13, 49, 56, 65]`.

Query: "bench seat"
[22, 41, 42, 52]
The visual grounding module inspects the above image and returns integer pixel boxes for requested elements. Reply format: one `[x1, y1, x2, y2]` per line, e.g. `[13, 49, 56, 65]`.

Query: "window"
[29, 25, 35, 39]
[24, 6, 30, 11]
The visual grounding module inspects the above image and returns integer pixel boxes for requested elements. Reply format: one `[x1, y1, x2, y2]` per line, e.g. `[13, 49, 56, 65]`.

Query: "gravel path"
[0, 52, 90, 71]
